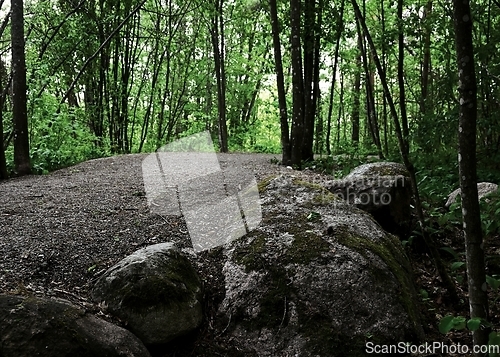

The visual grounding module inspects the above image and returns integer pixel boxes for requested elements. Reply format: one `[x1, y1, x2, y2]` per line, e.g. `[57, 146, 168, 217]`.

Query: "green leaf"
[453, 316, 467, 330]
[487, 275, 500, 291]
[489, 331, 500, 346]
[440, 247, 459, 260]
[439, 315, 455, 334]
[419, 289, 429, 299]
[467, 317, 482, 331]
[87, 264, 97, 272]
[451, 261, 465, 271]
[439, 315, 467, 334]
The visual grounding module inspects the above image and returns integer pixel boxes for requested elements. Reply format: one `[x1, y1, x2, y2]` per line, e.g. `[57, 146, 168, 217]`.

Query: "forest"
[1, 0, 500, 354]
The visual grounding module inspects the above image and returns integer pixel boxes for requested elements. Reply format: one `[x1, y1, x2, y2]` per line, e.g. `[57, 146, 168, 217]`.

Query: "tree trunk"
[0, 104, 6, 179]
[336, 71, 344, 148]
[290, 0, 304, 168]
[0, 59, 7, 180]
[301, 0, 320, 162]
[351, 0, 459, 302]
[269, 0, 290, 165]
[11, 0, 31, 176]
[357, 21, 382, 157]
[351, 33, 362, 146]
[211, 0, 228, 153]
[397, 0, 409, 141]
[325, 0, 344, 156]
[453, 0, 490, 352]
[420, 1, 432, 116]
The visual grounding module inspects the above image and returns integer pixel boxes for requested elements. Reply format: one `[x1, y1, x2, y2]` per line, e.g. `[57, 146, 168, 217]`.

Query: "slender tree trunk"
[301, 0, 320, 162]
[453, 0, 490, 352]
[351, 33, 362, 146]
[0, 60, 7, 179]
[420, 1, 432, 116]
[351, 0, 459, 302]
[326, 0, 344, 155]
[290, 0, 304, 167]
[0, 106, 6, 179]
[269, 0, 290, 165]
[309, 0, 322, 159]
[336, 71, 344, 148]
[219, 3, 228, 152]
[11, 0, 31, 176]
[301, 0, 314, 161]
[211, 0, 228, 153]
[380, 0, 388, 156]
[357, 20, 382, 157]
[398, 0, 409, 141]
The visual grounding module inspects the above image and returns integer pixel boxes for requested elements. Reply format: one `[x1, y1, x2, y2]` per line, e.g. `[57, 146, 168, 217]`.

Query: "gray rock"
[326, 162, 412, 235]
[218, 175, 424, 356]
[92, 243, 203, 346]
[445, 182, 498, 208]
[0, 294, 150, 357]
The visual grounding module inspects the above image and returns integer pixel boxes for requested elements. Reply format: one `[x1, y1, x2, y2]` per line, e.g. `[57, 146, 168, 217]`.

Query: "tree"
[269, 0, 291, 165]
[11, 0, 31, 176]
[453, 0, 490, 353]
[289, 0, 304, 167]
[0, 95, 6, 179]
[0, 57, 7, 180]
[351, 33, 362, 147]
[210, 0, 229, 153]
[351, 0, 458, 302]
[325, 0, 344, 154]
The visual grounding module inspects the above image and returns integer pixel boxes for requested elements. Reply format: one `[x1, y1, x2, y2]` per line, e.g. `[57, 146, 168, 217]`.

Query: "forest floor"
[0, 152, 495, 356]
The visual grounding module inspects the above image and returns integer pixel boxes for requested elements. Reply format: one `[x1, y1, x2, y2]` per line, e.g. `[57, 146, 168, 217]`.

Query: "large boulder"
[0, 294, 150, 357]
[326, 162, 412, 236]
[445, 182, 498, 208]
[92, 243, 203, 346]
[217, 175, 423, 356]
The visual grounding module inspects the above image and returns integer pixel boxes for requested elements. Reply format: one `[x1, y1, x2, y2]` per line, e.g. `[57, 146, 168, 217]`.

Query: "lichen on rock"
[218, 175, 423, 356]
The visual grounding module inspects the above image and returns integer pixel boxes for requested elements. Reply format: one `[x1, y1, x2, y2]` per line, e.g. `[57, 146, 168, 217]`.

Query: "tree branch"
[60, 0, 147, 106]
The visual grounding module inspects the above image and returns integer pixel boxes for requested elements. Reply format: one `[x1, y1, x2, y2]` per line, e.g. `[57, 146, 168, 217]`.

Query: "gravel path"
[0, 153, 328, 305]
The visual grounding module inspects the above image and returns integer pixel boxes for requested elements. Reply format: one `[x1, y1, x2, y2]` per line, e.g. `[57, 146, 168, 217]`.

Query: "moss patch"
[286, 231, 331, 265]
[333, 225, 420, 334]
[233, 234, 267, 272]
[115, 253, 201, 310]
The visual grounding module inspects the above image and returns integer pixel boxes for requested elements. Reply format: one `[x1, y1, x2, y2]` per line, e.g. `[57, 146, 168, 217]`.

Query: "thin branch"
[0, 11, 10, 39]
[60, 0, 147, 106]
[38, 0, 86, 60]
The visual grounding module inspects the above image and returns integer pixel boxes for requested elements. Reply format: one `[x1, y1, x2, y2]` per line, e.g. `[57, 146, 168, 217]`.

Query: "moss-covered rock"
[92, 243, 202, 346]
[0, 294, 151, 357]
[218, 175, 423, 357]
[445, 182, 499, 208]
[325, 162, 412, 236]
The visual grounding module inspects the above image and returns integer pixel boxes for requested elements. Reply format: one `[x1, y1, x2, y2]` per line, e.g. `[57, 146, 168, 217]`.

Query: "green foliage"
[486, 275, 500, 292]
[309, 146, 377, 178]
[490, 332, 500, 357]
[479, 190, 500, 238]
[29, 100, 104, 173]
[438, 315, 467, 334]
[439, 314, 500, 355]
